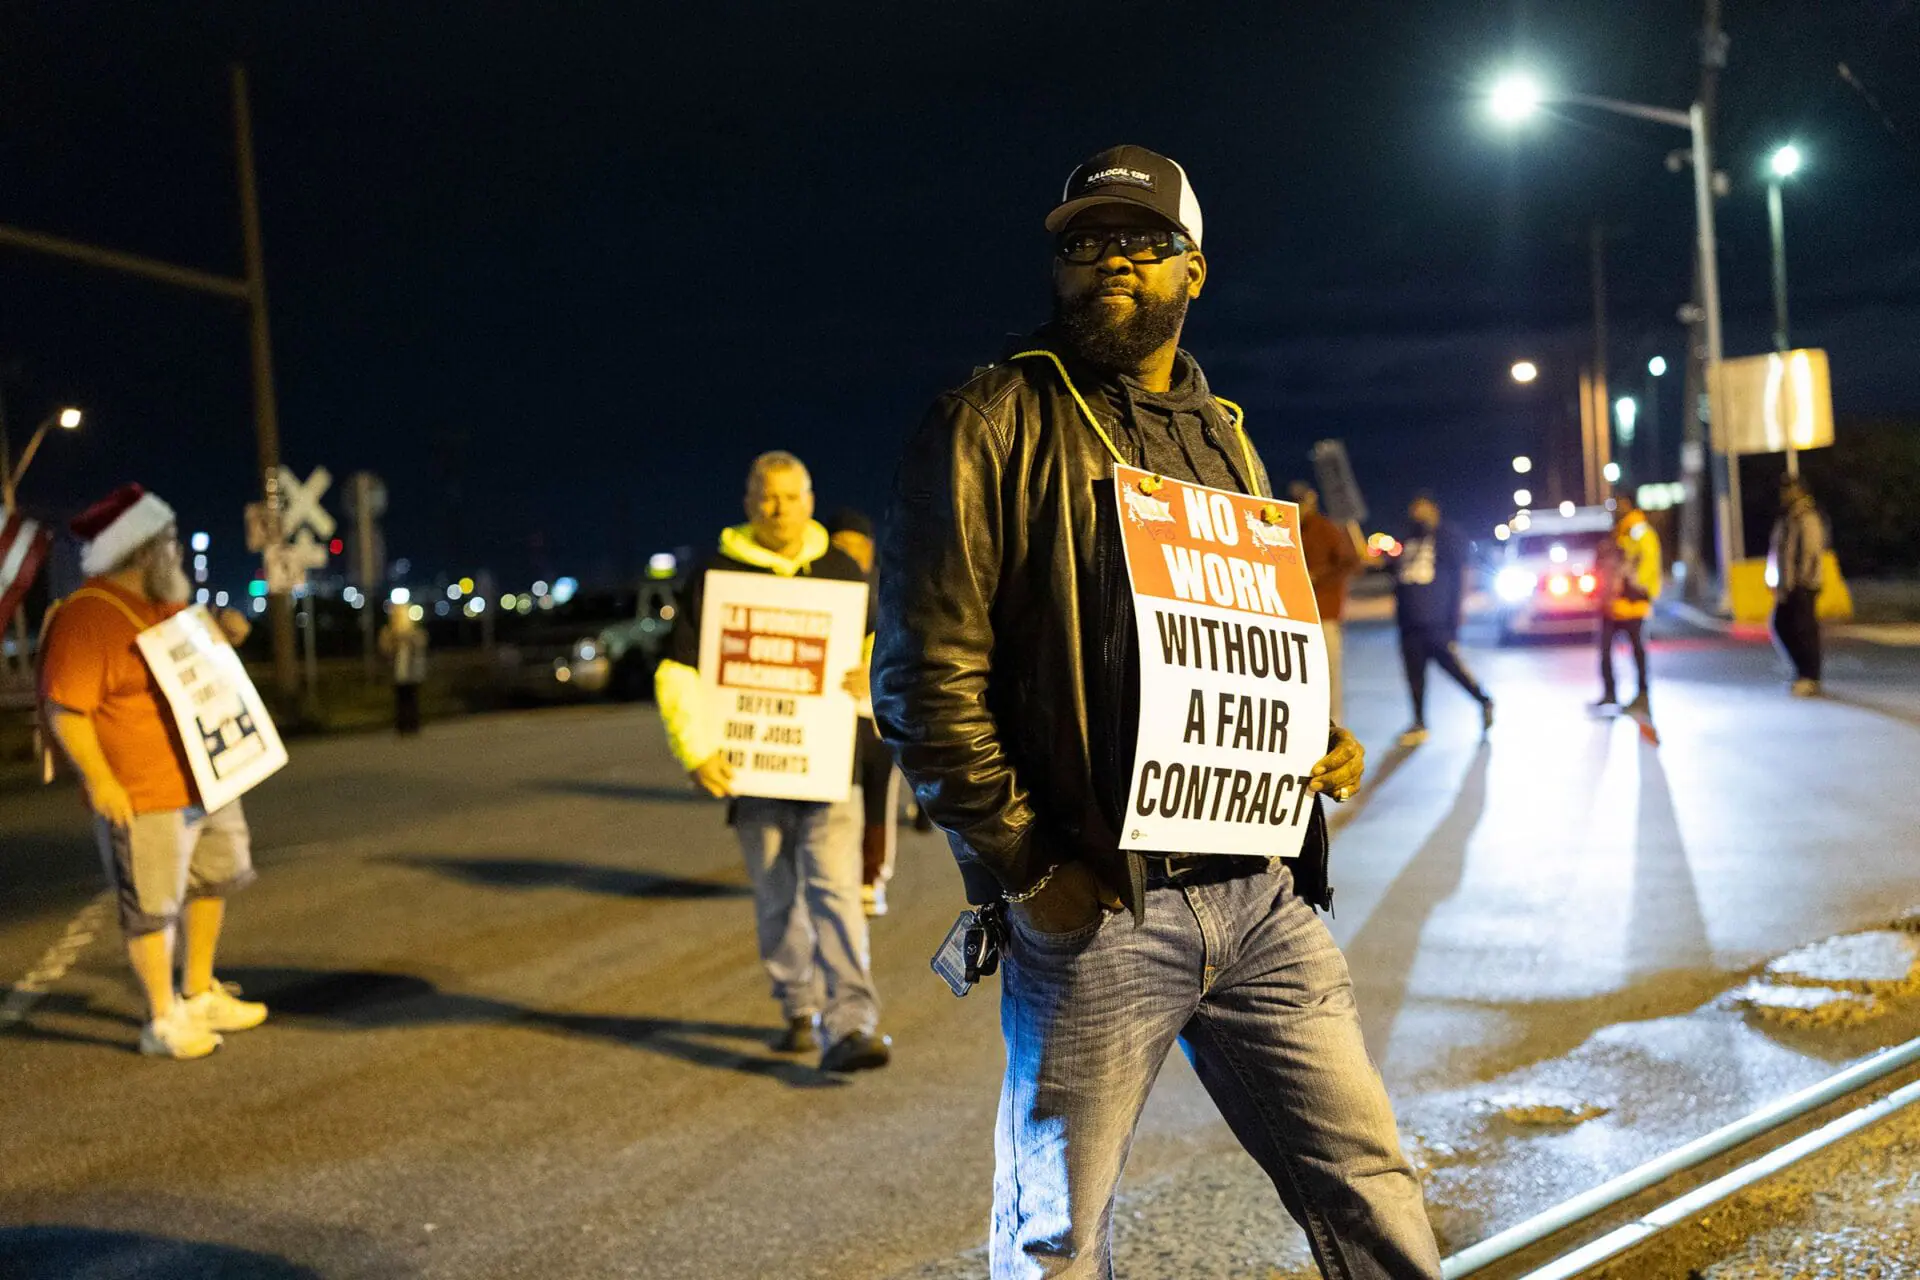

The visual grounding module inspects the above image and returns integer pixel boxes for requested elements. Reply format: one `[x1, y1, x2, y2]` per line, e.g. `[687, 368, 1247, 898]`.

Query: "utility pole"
[0, 66, 298, 694]
[1678, 0, 1728, 599]
[231, 65, 297, 697]
[1586, 224, 1614, 506]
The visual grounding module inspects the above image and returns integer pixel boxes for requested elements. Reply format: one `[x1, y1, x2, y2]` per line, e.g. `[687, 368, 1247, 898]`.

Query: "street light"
[1604, 461, 1622, 483]
[1514, 488, 1533, 507]
[1, 404, 84, 513]
[1648, 355, 1668, 378]
[1770, 144, 1802, 180]
[1490, 73, 1544, 123]
[1488, 67, 1733, 583]
[1512, 455, 1533, 474]
[1615, 396, 1638, 444]
[1510, 360, 1539, 384]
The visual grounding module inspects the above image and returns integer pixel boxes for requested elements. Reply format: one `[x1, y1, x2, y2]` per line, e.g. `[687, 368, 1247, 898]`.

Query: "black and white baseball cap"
[1044, 144, 1204, 249]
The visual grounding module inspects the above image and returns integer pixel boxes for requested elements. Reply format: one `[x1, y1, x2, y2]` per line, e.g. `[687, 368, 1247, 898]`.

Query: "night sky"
[3, 1, 1917, 590]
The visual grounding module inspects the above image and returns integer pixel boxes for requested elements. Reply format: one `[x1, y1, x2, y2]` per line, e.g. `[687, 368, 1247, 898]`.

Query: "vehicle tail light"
[1578, 573, 1597, 594]
[1548, 574, 1571, 596]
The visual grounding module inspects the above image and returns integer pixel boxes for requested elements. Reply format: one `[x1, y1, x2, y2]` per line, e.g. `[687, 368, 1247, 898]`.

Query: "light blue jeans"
[993, 860, 1440, 1279]
[733, 792, 878, 1043]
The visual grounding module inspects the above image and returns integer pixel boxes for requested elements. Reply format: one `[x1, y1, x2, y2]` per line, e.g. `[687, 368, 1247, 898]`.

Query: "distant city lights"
[1494, 524, 1511, 542]
[390, 587, 412, 605]
[552, 576, 578, 604]
[214, 591, 230, 608]
[1514, 488, 1533, 507]
[1648, 355, 1669, 377]
[1603, 461, 1622, 483]
[190, 531, 211, 552]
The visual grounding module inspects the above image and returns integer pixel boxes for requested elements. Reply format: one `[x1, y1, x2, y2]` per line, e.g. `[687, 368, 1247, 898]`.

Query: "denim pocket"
[1011, 905, 1108, 949]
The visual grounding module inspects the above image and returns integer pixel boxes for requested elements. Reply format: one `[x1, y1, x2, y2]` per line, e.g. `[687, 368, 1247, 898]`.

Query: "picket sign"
[1113, 464, 1330, 859]
[134, 605, 289, 812]
[695, 570, 868, 804]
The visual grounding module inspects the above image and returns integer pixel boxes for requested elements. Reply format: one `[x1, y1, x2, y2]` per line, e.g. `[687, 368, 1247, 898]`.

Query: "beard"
[141, 548, 192, 605]
[1052, 279, 1190, 375]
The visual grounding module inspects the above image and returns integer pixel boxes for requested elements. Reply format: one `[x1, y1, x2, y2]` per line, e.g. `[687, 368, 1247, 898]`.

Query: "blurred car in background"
[495, 581, 678, 700]
[1491, 506, 1613, 644]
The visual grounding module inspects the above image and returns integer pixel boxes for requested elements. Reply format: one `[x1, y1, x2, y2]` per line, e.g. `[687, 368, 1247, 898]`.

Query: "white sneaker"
[141, 1003, 223, 1060]
[181, 984, 269, 1033]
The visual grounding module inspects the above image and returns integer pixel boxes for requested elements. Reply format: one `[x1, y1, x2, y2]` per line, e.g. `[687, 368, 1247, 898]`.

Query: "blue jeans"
[993, 860, 1440, 1279]
[733, 793, 879, 1042]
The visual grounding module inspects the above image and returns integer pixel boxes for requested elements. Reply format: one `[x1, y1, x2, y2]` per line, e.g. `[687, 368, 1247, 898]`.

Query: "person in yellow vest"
[1595, 501, 1663, 714]
[38, 484, 268, 1060]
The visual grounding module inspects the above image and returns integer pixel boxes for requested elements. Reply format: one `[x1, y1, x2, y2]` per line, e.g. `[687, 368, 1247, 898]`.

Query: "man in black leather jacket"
[873, 146, 1441, 1279]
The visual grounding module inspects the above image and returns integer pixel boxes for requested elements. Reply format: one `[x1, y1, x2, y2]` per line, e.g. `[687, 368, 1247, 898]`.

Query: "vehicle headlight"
[1495, 567, 1538, 602]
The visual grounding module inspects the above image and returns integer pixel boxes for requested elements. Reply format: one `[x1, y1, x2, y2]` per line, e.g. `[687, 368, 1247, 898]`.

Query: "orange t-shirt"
[39, 579, 194, 814]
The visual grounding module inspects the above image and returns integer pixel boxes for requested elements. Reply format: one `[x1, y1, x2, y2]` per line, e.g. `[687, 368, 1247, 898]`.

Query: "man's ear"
[1186, 251, 1207, 300]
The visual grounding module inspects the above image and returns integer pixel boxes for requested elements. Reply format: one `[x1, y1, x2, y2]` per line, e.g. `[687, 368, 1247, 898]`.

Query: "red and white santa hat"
[72, 483, 177, 577]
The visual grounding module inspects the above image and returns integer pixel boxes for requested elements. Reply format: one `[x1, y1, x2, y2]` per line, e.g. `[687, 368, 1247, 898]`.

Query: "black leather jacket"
[873, 336, 1332, 918]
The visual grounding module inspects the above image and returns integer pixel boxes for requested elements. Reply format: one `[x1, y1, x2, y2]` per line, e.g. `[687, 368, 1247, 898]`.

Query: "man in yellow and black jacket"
[653, 450, 888, 1074]
[1596, 502, 1663, 713]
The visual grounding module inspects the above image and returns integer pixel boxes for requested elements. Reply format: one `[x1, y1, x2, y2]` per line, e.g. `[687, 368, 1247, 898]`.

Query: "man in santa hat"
[38, 484, 269, 1060]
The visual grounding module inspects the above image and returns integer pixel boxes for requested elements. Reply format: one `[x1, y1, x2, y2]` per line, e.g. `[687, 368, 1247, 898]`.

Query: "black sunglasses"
[1054, 226, 1194, 265]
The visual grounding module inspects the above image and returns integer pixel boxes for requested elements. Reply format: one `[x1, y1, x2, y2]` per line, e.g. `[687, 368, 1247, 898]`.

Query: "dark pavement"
[3, 619, 1918, 1278]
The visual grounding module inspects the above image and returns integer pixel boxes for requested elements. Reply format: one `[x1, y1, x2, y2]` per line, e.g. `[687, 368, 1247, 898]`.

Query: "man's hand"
[842, 663, 871, 704]
[216, 608, 251, 646]
[690, 752, 736, 798]
[87, 775, 137, 828]
[1010, 860, 1123, 936]
[1308, 726, 1365, 802]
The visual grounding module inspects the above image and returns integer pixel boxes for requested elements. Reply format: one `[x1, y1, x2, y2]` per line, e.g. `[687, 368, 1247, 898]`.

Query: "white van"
[1492, 506, 1615, 643]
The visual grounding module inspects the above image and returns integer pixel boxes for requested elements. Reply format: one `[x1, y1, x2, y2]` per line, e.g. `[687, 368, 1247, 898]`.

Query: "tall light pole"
[0, 404, 81, 671]
[0, 406, 83, 515]
[1487, 72, 1734, 580]
[1767, 144, 1802, 478]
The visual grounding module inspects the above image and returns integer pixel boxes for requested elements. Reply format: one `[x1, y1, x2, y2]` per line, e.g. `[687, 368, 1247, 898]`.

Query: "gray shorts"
[93, 801, 256, 936]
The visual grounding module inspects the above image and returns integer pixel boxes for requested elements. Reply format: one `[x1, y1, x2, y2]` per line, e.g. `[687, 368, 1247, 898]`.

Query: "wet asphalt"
[2, 618, 1917, 1279]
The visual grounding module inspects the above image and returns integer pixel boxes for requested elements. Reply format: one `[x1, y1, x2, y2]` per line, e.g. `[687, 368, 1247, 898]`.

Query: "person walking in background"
[653, 453, 889, 1073]
[1593, 501, 1662, 717]
[38, 484, 269, 1060]
[826, 507, 901, 918]
[1770, 476, 1827, 697]
[1393, 493, 1492, 747]
[378, 603, 429, 735]
[1289, 481, 1361, 722]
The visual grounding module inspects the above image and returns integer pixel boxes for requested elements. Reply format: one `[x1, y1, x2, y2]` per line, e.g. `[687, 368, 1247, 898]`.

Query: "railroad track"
[1440, 1035, 1920, 1279]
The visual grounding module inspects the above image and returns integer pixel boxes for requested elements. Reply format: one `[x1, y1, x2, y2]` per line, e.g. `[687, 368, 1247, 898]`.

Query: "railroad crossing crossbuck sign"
[254, 466, 334, 593]
[278, 465, 335, 540]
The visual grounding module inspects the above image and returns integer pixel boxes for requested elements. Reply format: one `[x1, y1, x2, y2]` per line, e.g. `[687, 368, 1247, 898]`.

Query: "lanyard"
[1009, 349, 1259, 493]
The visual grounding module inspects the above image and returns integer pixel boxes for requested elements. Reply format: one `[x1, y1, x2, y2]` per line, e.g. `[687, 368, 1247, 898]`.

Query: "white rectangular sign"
[1113, 465, 1331, 858]
[696, 570, 868, 803]
[135, 605, 289, 812]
